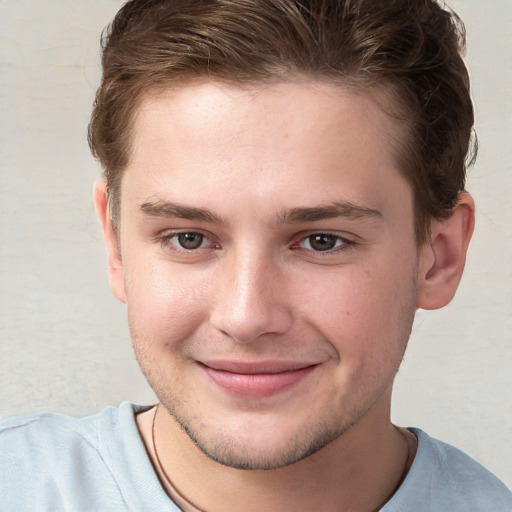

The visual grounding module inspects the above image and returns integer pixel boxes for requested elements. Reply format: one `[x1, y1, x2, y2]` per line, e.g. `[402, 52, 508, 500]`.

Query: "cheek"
[296, 265, 393, 321]
[297, 261, 417, 354]
[123, 259, 211, 350]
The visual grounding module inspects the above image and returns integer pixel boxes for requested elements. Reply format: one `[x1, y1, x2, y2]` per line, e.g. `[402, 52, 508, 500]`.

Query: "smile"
[198, 360, 318, 399]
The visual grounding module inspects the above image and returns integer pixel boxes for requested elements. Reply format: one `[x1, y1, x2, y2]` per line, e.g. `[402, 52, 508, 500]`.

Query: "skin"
[94, 80, 474, 511]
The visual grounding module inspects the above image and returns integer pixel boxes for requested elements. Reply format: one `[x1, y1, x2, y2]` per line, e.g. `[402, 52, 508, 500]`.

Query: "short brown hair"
[88, 0, 476, 244]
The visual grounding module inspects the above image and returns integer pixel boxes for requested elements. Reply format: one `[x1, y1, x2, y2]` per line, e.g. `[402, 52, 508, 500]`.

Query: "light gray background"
[0, 0, 510, 487]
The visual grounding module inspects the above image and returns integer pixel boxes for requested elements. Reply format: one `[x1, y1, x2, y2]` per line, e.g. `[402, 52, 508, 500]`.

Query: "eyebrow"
[138, 200, 227, 224]
[138, 199, 383, 225]
[276, 202, 383, 224]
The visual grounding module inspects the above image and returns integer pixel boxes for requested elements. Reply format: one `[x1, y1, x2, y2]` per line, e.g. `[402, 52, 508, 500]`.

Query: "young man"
[1, 0, 511, 510]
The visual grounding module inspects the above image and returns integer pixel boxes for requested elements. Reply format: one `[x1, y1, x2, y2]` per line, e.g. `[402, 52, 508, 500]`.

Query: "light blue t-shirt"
[1, 402, 511, 511]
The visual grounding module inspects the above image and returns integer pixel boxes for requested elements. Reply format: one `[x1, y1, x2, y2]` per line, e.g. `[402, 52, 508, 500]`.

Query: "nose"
[210, 251, 293, 343]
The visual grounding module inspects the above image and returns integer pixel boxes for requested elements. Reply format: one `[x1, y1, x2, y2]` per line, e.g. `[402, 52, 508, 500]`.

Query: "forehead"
[135, 79, 402, 132]
[122, 80, 411, 223]
[131, 79, 404, 168]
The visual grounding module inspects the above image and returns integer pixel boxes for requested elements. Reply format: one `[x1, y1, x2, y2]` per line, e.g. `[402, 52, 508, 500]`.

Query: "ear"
[93, 179, 127, 303]
[417, 192, 475, 310]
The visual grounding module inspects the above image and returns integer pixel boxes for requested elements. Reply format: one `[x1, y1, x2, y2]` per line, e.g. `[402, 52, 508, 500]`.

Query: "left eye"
[298, 233, 348, 252]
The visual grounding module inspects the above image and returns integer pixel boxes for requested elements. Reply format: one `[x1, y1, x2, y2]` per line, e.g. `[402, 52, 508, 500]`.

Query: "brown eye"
[177, 232, 204, 250]
[308, 234, 338, 251]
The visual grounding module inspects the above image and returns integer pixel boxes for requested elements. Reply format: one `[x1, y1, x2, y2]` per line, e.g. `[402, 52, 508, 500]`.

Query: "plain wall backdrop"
[0, 0, 510, 487]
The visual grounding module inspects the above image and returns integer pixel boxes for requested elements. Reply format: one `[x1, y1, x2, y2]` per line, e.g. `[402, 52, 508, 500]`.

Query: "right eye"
[174, 232, 206, 250]
[158, 231, 216, 253]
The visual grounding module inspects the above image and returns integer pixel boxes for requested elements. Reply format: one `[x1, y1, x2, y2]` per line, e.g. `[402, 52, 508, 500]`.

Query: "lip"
[198, 360, 318, 398]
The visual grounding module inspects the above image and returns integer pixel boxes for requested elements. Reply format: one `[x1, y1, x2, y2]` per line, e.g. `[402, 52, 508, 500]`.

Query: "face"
[109, 80, 423, 469]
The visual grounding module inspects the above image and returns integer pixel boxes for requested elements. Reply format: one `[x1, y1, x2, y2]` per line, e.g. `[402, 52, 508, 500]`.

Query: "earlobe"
[417, 193, 475, 310]
[93, 179, 127, 303]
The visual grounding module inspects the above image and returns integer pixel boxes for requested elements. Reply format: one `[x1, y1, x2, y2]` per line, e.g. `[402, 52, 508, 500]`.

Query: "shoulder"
[384, 428, 512, 511]
[0, 403, 159, 511]
[0, 403, 124, 468]
[1, 403, 119, 441]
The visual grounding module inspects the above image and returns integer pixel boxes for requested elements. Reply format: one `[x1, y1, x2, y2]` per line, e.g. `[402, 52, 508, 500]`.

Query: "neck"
[137, 394, 416, 512]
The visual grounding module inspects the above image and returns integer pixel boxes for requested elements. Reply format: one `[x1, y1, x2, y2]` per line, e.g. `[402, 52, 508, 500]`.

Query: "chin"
[164, 403, 350, 470]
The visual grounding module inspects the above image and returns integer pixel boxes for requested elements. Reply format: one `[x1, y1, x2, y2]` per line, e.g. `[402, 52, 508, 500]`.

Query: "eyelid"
[154, 228, 357, 256]
[291, 231, 357, 254]
[156, 229, 220, 252]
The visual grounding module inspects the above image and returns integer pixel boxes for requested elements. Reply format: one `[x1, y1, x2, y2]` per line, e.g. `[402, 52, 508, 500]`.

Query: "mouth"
[198, 360, 318, 398]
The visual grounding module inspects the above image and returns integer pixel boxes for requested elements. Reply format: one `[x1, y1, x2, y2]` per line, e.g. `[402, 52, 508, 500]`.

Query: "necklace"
[152, 403, 206, 512]
[151, 404, 417, 512]
[395, 425, 418, 487]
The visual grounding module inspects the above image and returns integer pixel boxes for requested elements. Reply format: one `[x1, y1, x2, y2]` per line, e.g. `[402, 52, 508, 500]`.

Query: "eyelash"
[292, 232, 356, 255]
[157, 230, 356, 256]
[158, 231, 219, 253]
